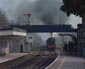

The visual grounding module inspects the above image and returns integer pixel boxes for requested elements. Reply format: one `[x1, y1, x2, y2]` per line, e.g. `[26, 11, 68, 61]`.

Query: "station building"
[0, 26, 44, 56]
[0, 27, 28, 56]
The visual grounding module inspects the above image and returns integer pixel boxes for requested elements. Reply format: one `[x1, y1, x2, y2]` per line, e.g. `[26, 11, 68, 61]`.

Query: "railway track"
[32, 56, 49, 69]
[26, 56, 56, 69]
[12, 55, 42, 69]
[25, 56, 47, 69]
[12, 49, 57, 69]
[12, 55, 56, 69]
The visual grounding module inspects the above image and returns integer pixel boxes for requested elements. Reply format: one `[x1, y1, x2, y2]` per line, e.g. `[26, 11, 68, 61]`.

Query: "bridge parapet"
[12, 25, 77, 32]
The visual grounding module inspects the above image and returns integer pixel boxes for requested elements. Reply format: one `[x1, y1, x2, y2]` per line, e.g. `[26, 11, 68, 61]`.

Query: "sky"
[0, 0, 82, 28]
[0, 0, 81, 42]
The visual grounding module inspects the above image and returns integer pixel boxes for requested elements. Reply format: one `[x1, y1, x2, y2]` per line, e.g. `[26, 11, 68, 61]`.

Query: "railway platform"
[46, 55, 85, 69]
[0, 53, 31, 69]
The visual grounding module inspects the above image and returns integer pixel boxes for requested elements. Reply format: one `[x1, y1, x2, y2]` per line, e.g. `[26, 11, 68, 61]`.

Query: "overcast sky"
[0, 0, 82, 28]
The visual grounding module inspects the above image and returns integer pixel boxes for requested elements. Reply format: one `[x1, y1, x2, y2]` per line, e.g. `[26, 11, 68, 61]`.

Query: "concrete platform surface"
[46, 56, 85, 69]
[0, 53, 29, 63]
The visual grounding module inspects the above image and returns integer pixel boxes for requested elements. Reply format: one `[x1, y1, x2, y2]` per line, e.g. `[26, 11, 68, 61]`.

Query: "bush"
[56, 45, 63, 51]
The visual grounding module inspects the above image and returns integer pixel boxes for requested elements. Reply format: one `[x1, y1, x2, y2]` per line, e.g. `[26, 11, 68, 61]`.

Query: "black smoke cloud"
[34, 0, 67, 25]
[15, 0, 67, 25]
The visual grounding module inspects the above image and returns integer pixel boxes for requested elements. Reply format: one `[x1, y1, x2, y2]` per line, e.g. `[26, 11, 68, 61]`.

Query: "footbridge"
[13, 25, 77, 38]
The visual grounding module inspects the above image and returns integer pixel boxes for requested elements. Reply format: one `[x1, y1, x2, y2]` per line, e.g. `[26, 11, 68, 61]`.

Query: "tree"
[61, 0, 82, 16]
[61, 0, 85, 23]
[0, 9, 8, 27]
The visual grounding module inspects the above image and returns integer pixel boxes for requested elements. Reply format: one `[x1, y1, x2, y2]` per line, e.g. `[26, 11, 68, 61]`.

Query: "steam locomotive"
[46, 37, 56, 51]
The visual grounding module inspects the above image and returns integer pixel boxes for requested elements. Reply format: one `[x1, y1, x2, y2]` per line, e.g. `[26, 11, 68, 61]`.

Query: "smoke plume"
[15, 0, 67, 25]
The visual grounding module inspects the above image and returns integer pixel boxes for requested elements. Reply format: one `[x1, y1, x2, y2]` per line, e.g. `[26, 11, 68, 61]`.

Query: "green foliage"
[61, 0, 82, 17]
[56, 45, 63, 51]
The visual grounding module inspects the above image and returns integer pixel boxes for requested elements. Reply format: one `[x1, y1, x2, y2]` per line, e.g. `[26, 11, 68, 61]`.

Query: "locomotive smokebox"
[46, 37, 56, 51]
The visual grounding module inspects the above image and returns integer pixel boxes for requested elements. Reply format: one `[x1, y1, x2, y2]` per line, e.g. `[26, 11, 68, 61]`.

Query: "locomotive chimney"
[50, 32, 54, 38]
